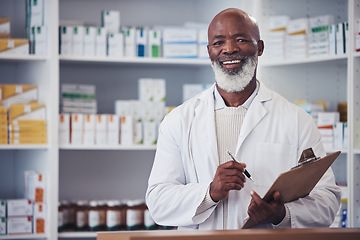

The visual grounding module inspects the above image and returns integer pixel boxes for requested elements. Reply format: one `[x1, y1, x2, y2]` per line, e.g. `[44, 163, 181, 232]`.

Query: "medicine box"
[143, 121, 157, 145]
[107, 32, 124, 57]
[0, 38, 29, 55]
[136, 27, 147, 57]
[0, 17, 10, 38]
[107, 114, 120, 145]
[0, 217, 5, 235]
[120, 115, 133, 145]
[33, 203, 46, 234]
[83, 114, 96, 145]
[59, 26, 73, 55]
[7, 217, 32, 235]
[148, 29, 161, 57]
[84, 27, 96, 56]
[163, 28, 197, 58]
[95, 114, 107, 145]
[71, 114, 84, 145]
[72, 26, 85, 56]
[32, 25, 47, 55]
[102, 10, 120, 33]
[0, 200, 5, 217]
[7, 199, 33, 217]
[95, 27, 107, 57]
[24, 171, 46, 203]
[124, 27, 136, 57]
[198, 29, 208, 59]
[59, 113, 70, 145]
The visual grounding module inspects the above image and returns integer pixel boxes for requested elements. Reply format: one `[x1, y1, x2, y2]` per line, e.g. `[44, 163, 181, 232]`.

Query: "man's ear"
[257, 40, 264, 56]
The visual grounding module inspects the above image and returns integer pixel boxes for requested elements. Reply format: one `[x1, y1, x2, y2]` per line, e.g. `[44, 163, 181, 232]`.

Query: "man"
[145, 8, 341, 230]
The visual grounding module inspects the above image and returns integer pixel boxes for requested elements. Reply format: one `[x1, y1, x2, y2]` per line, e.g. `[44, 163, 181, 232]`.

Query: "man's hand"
[247, 190, 286, 225]
[209, 161, 247, 202]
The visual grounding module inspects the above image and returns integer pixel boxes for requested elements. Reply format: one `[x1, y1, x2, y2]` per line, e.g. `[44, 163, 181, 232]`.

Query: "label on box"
[7, 199, 33, 217]
[7, 217, 32, 235]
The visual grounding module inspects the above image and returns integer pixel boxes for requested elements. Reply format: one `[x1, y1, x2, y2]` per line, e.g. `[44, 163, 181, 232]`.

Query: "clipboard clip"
[291, 148, 320, 169]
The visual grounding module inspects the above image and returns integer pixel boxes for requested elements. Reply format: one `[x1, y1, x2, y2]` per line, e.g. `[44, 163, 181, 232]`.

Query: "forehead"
[208, 12, 256, 39]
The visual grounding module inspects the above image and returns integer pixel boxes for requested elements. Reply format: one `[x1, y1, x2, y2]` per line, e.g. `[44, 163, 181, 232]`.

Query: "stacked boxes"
[0, 17, 10, 38]
[0, 16, 29, 56]
[61, 84, 97, 114]
[26, 0, 47, 55]
[308, 15, 334, 56]
[0, 84, 47, 145]
[0, 106, 8, 144]
[286, 18, 309, 59]
[162, 28, 197, 58]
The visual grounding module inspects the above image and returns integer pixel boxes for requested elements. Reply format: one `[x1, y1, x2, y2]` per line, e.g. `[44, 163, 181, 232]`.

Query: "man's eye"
[237, 39, 248, 43]
[212, 41, 223, 46]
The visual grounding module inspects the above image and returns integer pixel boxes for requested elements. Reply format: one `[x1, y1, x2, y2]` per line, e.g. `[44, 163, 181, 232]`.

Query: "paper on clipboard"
[242, 150, 341, 229]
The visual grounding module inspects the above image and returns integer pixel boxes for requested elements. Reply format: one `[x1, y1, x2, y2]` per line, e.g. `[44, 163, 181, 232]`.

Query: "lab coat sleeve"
[145, 112, 216, 227]
[287, 109, 341, 228]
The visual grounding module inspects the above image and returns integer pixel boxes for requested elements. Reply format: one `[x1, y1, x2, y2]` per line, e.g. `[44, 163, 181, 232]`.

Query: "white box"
[317, 112, 340, 126]
[95, 114, 107, 145]
[148, 29, 161, 58]
[287, 18, 309, 35]
[71, 114, 84, 145]
[59, 113, 70, 145]
[115, 100, 132, 116]
[0, 17, 10, 38]
[309, 15, 334, 28]
[108, 32, 124, 57]
[0, 217, 5, 235]
[33, 203, 46, 219]
[107, 114, 119, 145]
[343, 122, 349, 148]
[153, 79, 166, 102]
[84, 27, 96, 56]
[143, 121, 157, 145]
[163, 28, 197, 58]
[120, 115, 133, 145]
[133, 121, 143, 145]
[138, 79, 153, 102]
[268, 15, 290, 31]
[24, 171, 46, 203]
[136, 27, 147, 57]
[7, 217, 32, 235]
[83, 114, 96, 145]
[198, 29, 208, 59]
[32, 25, 47, 55]
[0, 200, 5, 217]
[95, 27, 107, 57]
[59, 26, 73, 55]
[333, 122, 343, 149]
[336, 22, 345, 55]
[102, 10, 120, 33]
[72, 26, 85, 56]
[6, 199, 33, 217]
[26, 0, 44, 28]
[124, 27, 136, 57]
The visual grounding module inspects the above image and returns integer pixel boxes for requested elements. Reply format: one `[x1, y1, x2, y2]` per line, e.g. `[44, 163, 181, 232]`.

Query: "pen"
[227, 150, 254, 182]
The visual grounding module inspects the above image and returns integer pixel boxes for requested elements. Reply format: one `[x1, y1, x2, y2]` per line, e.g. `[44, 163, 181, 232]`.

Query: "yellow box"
[0, 17, 10, 39]
[1, 85, 37, 100]
[0, 38, 29, 54]
[9, 101, 44, 121]
[10, 137, 47, 144]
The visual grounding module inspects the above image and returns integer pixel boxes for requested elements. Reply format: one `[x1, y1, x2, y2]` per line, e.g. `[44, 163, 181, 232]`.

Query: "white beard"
[211, 56, 257, 93]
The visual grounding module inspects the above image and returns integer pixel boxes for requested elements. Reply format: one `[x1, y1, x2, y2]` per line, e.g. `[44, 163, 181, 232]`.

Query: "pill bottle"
[98, 200, 107, 230]
[68, 200, 76, 230]
[58, 202, 65, 232]
[144, 205, 158, 230]
[126, 199, 145, 230]
[60, 200, 70, 230]
[75, 200, 88, 231]
[119, 200, 127, 230]
[106, 200, 121, 231]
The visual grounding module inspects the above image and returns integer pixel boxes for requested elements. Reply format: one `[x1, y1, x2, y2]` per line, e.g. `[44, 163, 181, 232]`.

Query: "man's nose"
[223, 40, 240, 54]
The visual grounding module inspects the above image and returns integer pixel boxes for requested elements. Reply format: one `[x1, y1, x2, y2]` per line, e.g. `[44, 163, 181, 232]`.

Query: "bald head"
[208, 8, 260, 43]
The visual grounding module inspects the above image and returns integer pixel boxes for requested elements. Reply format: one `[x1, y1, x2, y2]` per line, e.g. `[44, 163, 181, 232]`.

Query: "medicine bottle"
[58, 202, 65, 232]
[98, 200, 107, 230]
[119, 200, 127, 230]
[88, 200, 106, 231]
[60, 200, 70, 230]
[106, 200, 121, 231]
[144, 205, 158, 230]
[126, 199, 145, 230]
[68, 200, 76, 230]
[75, 200, 88, 231]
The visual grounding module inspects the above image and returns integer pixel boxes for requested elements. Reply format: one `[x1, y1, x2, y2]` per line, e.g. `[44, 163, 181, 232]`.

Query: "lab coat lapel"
[235, 83, 271, 153]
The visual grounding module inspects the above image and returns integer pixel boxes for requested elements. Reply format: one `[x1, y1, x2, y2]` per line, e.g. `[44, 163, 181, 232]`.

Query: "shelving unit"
[0, 0, 359, 239]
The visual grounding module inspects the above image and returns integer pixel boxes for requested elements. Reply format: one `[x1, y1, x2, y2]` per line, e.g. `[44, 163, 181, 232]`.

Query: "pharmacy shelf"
[0, 144, 49, 150]
[59, 55, 210, 66]
[0, 233, 48, 239]
[58, 232, 97, 238]
[260, 54, 348, 67]
[59, 144, 156, 150]
[0, 55, 48, 62]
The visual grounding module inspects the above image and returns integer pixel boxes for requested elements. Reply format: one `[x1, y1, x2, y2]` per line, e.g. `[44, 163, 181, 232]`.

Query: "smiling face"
[207, 9, 264, 92]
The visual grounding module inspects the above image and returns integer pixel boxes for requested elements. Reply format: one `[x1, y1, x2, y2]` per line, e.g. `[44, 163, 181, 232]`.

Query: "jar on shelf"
[119, 200, 127, 230]
[88, 200, 106, 231]
[58, 202, 65, 232]
[68, 200, 77, 230]
[126, 199, 145, 230]
[144, 205, 158, 230]
[75, 200, 89, 231]
[60, 200, 70, 230]
[106, 200, 121, 231]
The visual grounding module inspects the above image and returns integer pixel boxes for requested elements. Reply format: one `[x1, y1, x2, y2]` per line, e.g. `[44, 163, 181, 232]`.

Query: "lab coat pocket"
[253, 142, 295, 189]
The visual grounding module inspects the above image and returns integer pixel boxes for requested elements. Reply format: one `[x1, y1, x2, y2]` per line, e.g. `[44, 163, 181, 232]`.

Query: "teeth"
[222, 59, 242, 65]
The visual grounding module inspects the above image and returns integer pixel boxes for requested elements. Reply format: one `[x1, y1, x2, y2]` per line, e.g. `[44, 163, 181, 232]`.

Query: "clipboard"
[242, 149, 341, 229]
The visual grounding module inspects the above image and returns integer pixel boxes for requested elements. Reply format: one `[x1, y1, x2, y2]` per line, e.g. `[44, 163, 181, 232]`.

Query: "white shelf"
[260, 54, 348, 67]
[59, 144, 156, 150]
[0, 234, 48, 239]
[58, 232, 97, 238]
[59, 55, 210, 66]
[0, 55, 48, 62]
[0, 144, 49, 150]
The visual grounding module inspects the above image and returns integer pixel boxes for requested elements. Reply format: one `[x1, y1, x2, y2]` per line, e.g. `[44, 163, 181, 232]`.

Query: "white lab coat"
[146, 82, 341, 230]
